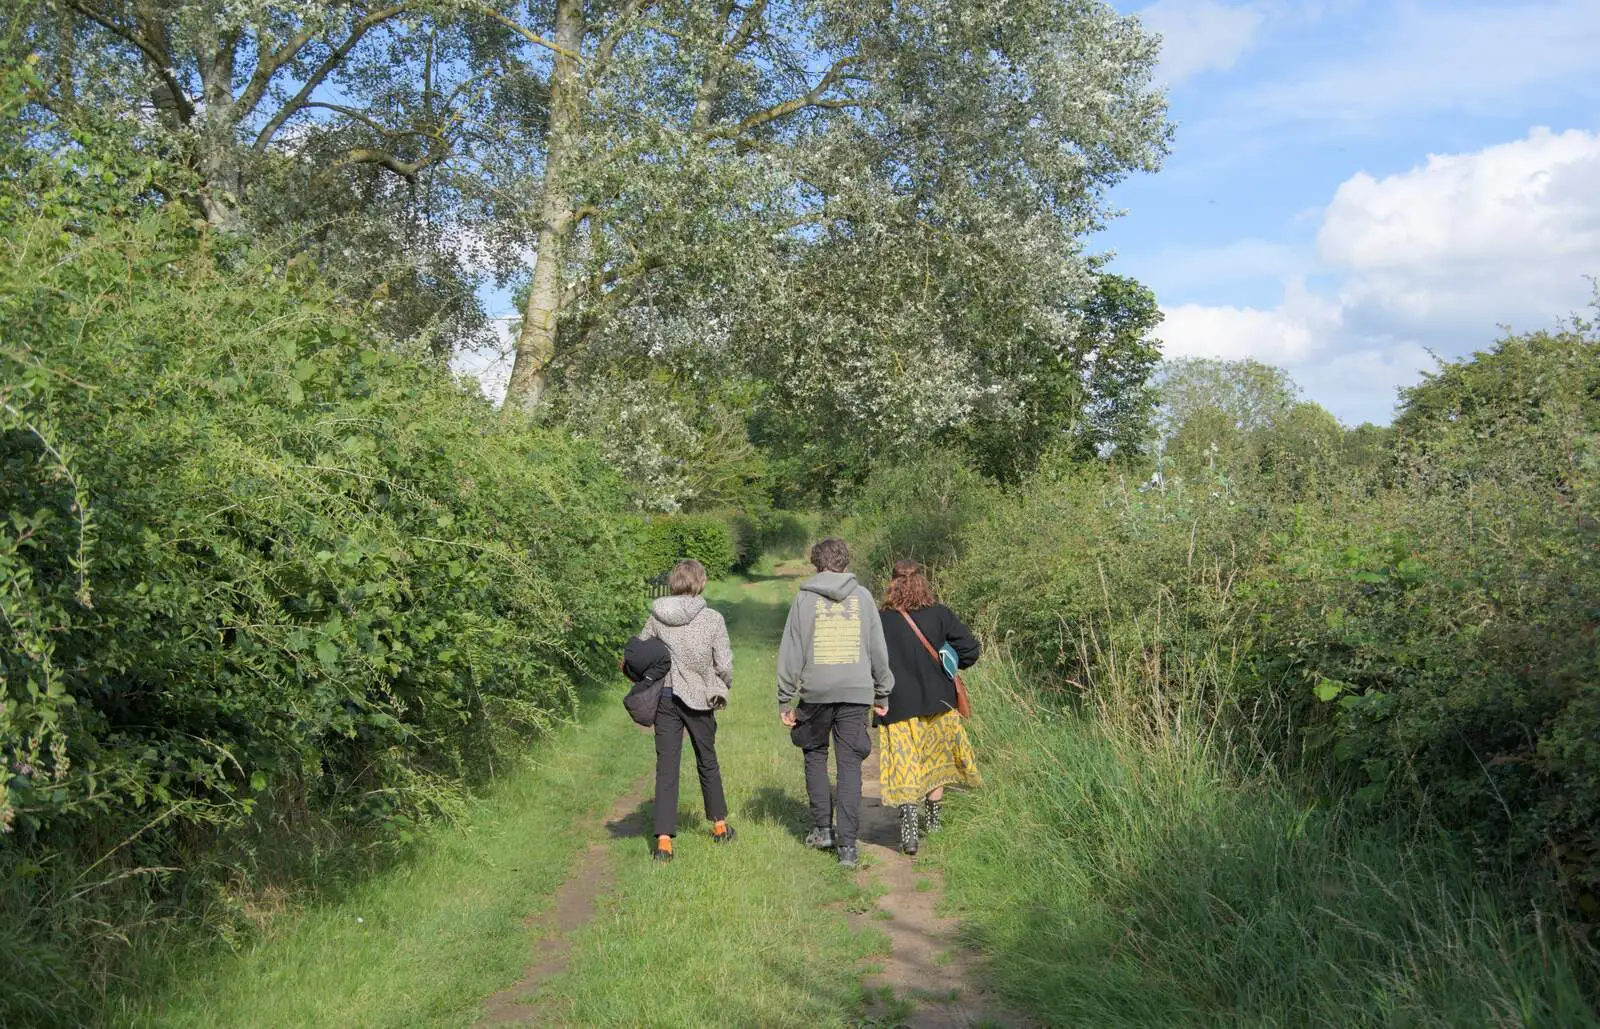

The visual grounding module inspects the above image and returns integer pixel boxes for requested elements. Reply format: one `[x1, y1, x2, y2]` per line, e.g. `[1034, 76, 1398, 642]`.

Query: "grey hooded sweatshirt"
[638, 595, 733, 711]
[776, 572, 894, 713]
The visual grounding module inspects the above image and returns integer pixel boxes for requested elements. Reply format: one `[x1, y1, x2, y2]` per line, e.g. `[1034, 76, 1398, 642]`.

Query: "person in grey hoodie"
[777, 537, 894, 869]
[638, 559, 736, 862]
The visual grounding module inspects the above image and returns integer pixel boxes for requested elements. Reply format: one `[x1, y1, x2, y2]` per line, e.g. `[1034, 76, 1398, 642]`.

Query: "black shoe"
[898, 804, 920, 855]
[923, 798, 943, 835]
[837, 844, 859, 870]
[804, 825, 836, 850]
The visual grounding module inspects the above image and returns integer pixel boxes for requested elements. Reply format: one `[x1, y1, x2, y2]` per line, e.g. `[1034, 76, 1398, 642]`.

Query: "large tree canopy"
[13, 0, 1172, 491]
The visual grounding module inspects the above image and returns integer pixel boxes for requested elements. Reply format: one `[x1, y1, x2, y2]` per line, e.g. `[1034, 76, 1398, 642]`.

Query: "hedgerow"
[636, 514, 738, 579]
[857, 323, 1600, 955]
[0, 100, 644, 1024]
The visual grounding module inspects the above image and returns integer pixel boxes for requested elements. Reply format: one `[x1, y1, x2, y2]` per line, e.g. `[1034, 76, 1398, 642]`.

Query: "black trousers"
[653, 694, 728, 838]
[790, 702, 872, 849]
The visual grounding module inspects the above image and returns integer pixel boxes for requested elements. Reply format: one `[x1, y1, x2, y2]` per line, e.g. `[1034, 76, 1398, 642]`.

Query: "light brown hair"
[881, 559, 937, 611]
[668, 558, 708, 596]
[809, 537, 851, 573]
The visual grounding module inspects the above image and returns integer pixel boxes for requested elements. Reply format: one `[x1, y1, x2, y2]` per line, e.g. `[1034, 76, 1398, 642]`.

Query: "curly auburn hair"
[881, 559, 937, 611]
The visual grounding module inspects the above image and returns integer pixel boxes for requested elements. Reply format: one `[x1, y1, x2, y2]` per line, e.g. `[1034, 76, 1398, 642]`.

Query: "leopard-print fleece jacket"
[637, 595, 733, 711]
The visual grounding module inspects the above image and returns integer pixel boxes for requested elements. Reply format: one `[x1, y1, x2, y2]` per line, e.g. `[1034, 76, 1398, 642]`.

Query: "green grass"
[106, 572, 1600, 1028]
[930, 657, 1600, 1028]
[503, 575, 889, 1027]
[110, 691, 650, 1028]
[115, 573, 888, 1028]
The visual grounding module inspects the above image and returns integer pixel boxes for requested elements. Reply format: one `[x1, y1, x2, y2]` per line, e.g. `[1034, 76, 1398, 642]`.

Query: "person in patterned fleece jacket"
[637, 559, 736, 861]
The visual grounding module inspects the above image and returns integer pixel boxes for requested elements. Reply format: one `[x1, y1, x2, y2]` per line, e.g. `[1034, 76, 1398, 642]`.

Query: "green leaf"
[1314, 679, 1344, 703]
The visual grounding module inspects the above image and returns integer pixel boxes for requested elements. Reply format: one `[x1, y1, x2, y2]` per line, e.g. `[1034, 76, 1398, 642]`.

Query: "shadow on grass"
[606, 796, 713, 854]
[605, 799, 650, 844]
[710, 593, 792, 646]
[744, 786, 813, 843]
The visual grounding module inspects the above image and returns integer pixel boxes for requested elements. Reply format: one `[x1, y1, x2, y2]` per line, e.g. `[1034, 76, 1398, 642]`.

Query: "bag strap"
[897, 608, 944, 670]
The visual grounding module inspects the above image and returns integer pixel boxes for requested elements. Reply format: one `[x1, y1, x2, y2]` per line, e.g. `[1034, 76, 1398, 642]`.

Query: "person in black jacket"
[877, 559, 982, 855]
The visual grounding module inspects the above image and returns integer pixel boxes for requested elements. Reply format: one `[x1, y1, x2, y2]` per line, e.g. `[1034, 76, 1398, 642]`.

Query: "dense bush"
[636, 514, 737, 580]
[847, 455, 998, 590]
[0, 121, 644, 1024]
[754, 510, 816, 565]
[882, 328, 1600, 949]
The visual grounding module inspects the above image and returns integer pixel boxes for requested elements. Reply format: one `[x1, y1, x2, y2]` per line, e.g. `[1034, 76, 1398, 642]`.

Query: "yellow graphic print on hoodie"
[812, 596, 863, 665]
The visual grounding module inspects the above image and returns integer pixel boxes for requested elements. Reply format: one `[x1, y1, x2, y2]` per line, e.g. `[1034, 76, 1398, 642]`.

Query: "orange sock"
[656, 834, 673, 853]
[713, 820, 728, 836]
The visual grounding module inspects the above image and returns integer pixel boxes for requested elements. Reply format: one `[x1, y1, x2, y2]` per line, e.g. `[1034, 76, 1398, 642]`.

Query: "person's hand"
[873, 704, 889, 719]
[780, 709, 797, 727]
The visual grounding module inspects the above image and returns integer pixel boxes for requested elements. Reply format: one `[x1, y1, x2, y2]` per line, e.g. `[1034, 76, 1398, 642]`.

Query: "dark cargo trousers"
[789, 701, 873, 849]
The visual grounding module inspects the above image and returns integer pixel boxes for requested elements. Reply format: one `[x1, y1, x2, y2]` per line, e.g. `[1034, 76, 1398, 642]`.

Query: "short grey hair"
[809, 537, 850, 573]
[668, 559, 707, 596]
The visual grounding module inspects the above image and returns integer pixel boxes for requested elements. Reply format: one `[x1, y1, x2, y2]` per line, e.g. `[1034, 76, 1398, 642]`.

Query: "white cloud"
[1138, 0, 1267, 85]
[1160, 278, 1338, 362]
[1320, 127, 1600, 328]
[1155, 128, 1600, 424]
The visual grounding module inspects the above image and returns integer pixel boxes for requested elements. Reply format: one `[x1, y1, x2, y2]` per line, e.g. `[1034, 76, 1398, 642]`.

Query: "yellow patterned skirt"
[877, 709, 982, 806]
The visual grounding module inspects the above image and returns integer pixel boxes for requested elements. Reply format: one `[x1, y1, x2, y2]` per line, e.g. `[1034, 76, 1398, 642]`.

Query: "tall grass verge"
[935, 648, 1598, 1027]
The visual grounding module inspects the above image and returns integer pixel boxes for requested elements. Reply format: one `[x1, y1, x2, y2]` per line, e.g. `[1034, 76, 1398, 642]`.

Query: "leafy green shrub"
[708, 508, 817, 574]
[636, 515, 737, 579]
[1253, 325, 1600, 895]
[943, 323, 1600, 947]
[848, 456, 998, 590]
[755, 510, 815, 561]
[0, 124, 643, 1024]
[720, 510, 762, 572]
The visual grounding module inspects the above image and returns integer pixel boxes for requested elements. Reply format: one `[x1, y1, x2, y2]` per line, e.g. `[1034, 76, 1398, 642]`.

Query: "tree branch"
[468, 5, 583, 62]
[593, 0, 659, 70]
[304, 101, 443, 140]
[314, 146, 440, 185]
[236, 27, 315, 119]
[691, 0, 767, 134]
[699, 55, 866, 141]
[562, 254, 662, 307]
[64, 0, 193, 122]
[252, 5, 407, 153]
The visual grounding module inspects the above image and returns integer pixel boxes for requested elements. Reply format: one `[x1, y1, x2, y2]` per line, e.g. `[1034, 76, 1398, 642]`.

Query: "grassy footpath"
[113, 568, 1597, 1027]
[117, 572, 888, 1028]
[502, 574, 889, 1027]
[112, 693, 649, 1028]
[930, 657, 1599, 1028]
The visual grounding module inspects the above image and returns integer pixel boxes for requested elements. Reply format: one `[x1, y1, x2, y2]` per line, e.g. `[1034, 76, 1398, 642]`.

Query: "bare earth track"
[477, 776, 651, 1027]
[851, 752, 1027, 1029]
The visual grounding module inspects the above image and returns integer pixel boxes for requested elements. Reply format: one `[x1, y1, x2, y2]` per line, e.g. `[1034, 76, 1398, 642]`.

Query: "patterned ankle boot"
[898, 804, 920, 855]
[922, 798, 943, 835]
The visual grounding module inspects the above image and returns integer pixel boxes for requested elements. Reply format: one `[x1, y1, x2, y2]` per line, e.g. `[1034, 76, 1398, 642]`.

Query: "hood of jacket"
[651, 594, 708, 626]
[801, 571, 859, 603]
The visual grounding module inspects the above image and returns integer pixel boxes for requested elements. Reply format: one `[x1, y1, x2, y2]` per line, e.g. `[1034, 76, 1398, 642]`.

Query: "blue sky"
[1098, 0, 1600, 424]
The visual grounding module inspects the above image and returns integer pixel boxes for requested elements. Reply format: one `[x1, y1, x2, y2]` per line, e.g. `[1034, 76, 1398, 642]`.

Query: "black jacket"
[879, 604, 980, 724]
[622, 635, 671, 685]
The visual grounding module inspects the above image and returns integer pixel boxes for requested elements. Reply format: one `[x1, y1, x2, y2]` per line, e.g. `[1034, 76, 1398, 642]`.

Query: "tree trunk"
[503, 0, 586, 416]
[197, 31, 245, 232]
